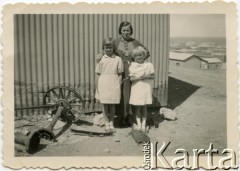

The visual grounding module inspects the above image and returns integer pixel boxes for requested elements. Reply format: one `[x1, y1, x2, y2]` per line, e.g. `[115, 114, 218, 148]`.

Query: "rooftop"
[200, 57, 222, 63]
[169, 52, 195, 61]
[169, 52, 223, 63]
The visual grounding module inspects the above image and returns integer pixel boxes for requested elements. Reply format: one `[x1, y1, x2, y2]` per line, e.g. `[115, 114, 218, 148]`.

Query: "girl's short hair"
[131, 46, 147, 59]
[102, 37, 115, 50]
[118, 21, 133, 35]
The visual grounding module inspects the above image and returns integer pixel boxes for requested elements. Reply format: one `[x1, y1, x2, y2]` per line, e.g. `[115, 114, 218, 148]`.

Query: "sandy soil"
[15, 66, 226, 156]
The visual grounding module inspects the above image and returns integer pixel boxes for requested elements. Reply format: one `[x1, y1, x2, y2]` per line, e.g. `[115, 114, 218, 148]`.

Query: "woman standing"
[114, 21, 150, 127]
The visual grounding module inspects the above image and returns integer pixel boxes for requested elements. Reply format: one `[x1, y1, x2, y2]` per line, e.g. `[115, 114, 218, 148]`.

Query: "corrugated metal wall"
[14, 14, 169, 116]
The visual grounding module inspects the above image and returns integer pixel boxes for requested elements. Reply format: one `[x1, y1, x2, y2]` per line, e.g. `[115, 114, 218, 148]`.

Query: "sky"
[170, 14, 226, 38]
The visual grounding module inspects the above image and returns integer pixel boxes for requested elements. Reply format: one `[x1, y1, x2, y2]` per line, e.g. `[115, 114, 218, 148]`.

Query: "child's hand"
[129, 73, 134, 77]
[141, 74, 154, 80]
[130, 76, 136, 81]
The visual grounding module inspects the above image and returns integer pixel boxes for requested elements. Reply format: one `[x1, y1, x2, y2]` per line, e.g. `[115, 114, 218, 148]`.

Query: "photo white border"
[1, 0, 239, 170]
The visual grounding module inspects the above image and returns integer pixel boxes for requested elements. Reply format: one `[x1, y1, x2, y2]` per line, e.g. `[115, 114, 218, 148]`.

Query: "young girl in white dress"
[129, 46, 155, 132]
[95, 38, 124, 133]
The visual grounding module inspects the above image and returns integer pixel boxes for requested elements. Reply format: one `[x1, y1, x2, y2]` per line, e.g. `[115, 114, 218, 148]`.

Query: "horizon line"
[170, 36, 226, 38]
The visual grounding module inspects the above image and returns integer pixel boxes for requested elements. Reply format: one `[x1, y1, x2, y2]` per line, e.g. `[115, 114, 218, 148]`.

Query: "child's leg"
[141, 105, 147, 132]
[134, 106, 141, 130]
[109, 104, 116, 132]
[102, 104, 110, 130]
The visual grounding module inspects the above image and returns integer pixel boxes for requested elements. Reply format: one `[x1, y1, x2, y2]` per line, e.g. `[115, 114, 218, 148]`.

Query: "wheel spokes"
[65, 90, 72, 100]
[43, 86, 83, 122]
[48, 97, 58, 102]
[68, 96, 79, 103]
[59, 88, 64, 99]
[51, 89, 60, 99]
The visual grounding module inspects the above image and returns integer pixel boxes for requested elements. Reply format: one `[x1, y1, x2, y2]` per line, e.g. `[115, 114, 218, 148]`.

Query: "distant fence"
[14, 14, 169, 116]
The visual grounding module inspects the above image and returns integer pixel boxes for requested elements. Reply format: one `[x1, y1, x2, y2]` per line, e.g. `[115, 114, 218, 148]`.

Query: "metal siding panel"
[99, 15, 103, 54]
[41, 15, 47, 89]
[69, 14, 75, 86]
[161, 15, 167, 105]
[166, 14, 170, 84]
[79, 15, 85, 99]
[53, 14, 59, 85]
[147, 15, 152, 62]
[126, 14, 130, 22]
[84, 14, 90, 100]
[29, 15, 38, 108]
[63, 15, 69, 86]
[58, 15, 64, 85]
[163, 14, 170, 106]
[162, 15, 167, 85]
[135, 14, 140, 42]
[14, 15, 22, 116]
[151, 14, 156, 82]
[155, 14, 160, 88]
[143, 14, 147, 46]
[73, 14, 79, 87]
[130, 14, 135, 33]
[23, 15, 31, 114]
[113, 14, 118, 39]
[46, 15, 54, 87]
[35, 14, 43, 112]
[84, 14, 90, 111]
[160, 15, 164, 86]
[117, 14, 122, 37]
[89, 15, 95, 100]
[132, 14, 136, 39]
[122, 14, 127, 21]
[139, 14, 144, 45]
[94, 14, 99, 57]
[19, 14, 26, 115]
[108, 15, 112, 37]
[14, 14, 170, 112]
[89, 15, 94, 111]
[103, 14, 108, 39]
[93, 15, 100, 111]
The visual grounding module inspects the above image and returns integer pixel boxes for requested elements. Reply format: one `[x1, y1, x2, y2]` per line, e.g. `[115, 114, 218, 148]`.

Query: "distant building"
[169, 52, 222, 70]
[199, 57, 222, 70]
[210, 52, 226, 62]
[169, 52, 200, 69]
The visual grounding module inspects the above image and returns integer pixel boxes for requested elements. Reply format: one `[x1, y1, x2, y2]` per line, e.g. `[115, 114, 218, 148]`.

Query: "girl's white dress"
[129, 62, 154, 105]
[95, 54, 123, 104]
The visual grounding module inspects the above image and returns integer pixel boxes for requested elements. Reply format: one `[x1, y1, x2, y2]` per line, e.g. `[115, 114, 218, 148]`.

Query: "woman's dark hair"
[102, 37, 115, 50]
[118, 21, 133, 35]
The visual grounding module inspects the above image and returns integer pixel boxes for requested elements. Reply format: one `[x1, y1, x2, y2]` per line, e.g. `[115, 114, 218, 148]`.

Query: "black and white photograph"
[2, 2, 238, 169]
[13, 13, 227, 156]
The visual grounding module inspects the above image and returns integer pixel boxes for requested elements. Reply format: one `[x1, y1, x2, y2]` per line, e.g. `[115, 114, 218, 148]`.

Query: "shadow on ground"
[168, 76, 201, 109]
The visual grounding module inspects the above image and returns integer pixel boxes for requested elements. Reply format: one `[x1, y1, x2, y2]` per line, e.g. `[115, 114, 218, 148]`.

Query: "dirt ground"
[15, 65, 226, 156]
